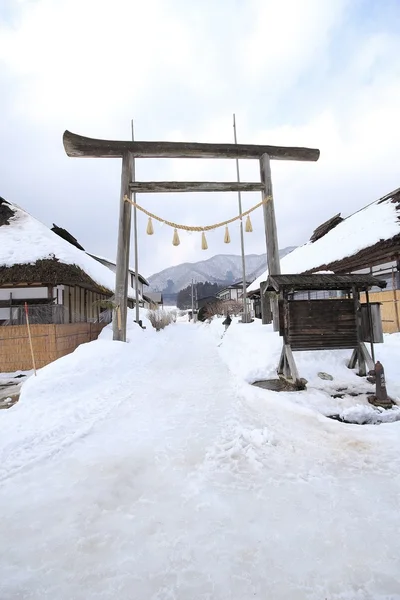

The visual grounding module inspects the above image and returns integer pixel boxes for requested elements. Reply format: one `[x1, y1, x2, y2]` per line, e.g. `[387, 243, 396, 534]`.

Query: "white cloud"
[240, 0, 349, 84]
[0, 0, 399, 283]
[0, 0, 195, 124]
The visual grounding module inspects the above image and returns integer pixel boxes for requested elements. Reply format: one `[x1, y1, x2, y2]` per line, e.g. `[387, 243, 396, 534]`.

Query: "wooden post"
[24, 302, 37, 376]
[391, 267, 400, 332]
[113, 151, 134, 341]
[260, 154, 281, 331]
[365, 288, 375, 363]
[352, 285, 366, 376]
[260, 282, 272, 324]
[131, 121, 141, 327]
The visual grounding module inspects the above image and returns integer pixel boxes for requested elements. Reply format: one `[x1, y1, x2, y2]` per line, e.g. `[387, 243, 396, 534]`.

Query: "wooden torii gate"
[63, 130, 320, 341]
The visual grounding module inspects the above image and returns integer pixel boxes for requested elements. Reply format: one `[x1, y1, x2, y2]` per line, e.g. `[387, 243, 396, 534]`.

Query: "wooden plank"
[113, 152, 134, 342]
[63, 130, 320, 162]
[277, 346, 285, 375]
[359, 341, 374, 373]
[289, 332, 359, 340]
[260, 154, 281, 331]
[284, 345, 300, 382]
[348, 348, 358, 369]
[291, 342, 358, 349]
[260, 282, 272, 325]
[290, 335, 358, 343]
[287, 301, 357, 340]
[129, 181, 265, 193]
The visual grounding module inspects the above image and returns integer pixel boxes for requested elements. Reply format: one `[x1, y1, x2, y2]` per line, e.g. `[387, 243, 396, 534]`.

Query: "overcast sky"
[1, 0, 400, 278]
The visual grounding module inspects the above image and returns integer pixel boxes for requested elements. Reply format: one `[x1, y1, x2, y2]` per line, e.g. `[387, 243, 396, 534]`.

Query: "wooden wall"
[360, 290, 400, 333]
[63, 286, 107, 323]
[0, 322, 106, 373]
[281, 299, 358, 350]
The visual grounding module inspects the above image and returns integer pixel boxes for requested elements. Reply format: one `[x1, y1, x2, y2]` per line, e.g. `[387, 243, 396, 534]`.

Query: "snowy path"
[1, 322, 400, 599]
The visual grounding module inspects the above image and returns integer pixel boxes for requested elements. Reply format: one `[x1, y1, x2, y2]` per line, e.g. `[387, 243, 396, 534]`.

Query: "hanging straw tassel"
[172, 228, 180, 246]
[224, 225, 231, 244]
[201, 231, 208, 250]
[146, 216, 154, 235]
[245, 214, 253, 233]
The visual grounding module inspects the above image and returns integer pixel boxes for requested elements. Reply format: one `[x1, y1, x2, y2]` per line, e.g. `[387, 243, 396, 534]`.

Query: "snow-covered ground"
[208, 317, 400, 424]
[1, 313, 400, 599]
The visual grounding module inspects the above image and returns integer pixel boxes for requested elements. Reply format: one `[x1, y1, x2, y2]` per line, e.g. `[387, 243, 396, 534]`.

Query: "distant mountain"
[148, 248, 296, 294]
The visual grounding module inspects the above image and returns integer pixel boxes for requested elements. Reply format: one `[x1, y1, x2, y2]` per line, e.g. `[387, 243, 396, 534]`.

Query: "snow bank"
[208, 316, 400, 424]
[1, 319, 400, 598]
[0, 309, 163, 481]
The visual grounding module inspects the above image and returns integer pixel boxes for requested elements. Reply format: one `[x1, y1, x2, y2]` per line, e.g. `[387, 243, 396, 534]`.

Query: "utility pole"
[192, 279, 194, 322]
[195, 282, 198, 322]
[191, 279, 194, 321]
[233, 114, 248, 323]
[131, 120, 141, 326]
[260, 154, 281, 331]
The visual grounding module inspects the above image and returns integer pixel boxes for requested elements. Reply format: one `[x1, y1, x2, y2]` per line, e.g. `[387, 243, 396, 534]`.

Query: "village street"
[1, 317, 400, 599]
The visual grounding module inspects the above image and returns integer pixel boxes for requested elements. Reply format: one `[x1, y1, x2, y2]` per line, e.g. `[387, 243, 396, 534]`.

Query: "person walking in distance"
[222, 312, 232, 332]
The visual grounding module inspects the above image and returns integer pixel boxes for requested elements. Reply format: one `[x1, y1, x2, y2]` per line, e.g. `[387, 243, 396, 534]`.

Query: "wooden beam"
[260, 281, 272, 325]
[113, 152, 134, 342]
[63, 130, 320, 162]
[129, 181, 265, 193]
[284, 344, 300, 383]
[260, 153, 281, 331]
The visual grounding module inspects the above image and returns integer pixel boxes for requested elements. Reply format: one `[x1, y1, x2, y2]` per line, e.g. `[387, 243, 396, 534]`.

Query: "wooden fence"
[0, 322, 106, 373]
[361, 289, 400, 334]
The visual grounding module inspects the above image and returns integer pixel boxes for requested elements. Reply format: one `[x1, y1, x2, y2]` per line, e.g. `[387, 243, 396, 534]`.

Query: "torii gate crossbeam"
[63, 130, 320, 340]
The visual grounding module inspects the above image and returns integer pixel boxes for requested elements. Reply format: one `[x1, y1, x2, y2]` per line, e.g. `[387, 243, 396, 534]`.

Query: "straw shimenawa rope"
[123, 195, 272, 232]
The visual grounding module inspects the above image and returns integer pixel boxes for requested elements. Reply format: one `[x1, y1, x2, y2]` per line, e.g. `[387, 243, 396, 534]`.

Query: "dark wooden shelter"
[264, 274, 387, 385]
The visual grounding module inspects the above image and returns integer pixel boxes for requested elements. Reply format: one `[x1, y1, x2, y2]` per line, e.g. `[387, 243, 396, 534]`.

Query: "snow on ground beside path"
[207, 317, 400, 424]
[1, 319, 400, 598]
[0, 309, 161, 481]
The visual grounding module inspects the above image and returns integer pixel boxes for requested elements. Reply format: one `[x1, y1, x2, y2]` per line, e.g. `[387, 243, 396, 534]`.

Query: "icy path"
[1, 323, 400, 599]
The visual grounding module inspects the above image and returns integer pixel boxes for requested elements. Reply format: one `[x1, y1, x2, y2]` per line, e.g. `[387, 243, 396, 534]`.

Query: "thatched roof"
[51, 224, 85, 251]
[309, 213, 343, 243]
[0, 197, 14, 226]
[0, 197, 137, 298]
[87, 253, 149, 286]
[248, 186, 400, 294]
[0, 258, 110, 293]
[146, 292, 163, 304]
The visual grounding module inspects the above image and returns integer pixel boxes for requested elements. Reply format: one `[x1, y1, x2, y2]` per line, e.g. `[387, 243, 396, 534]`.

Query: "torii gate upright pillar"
[113, 152, 134, 341]
[260, 153, 281, 331]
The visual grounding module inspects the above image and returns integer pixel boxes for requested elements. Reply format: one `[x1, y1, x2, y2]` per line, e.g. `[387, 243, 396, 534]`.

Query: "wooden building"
[146, 292, 164, 308]
[247, 187, 400, 332]
[0, 197, 137, 326]
[265, 273, 386, 384]
[86, 253, 149, 307]
[216, 281, 251, 302]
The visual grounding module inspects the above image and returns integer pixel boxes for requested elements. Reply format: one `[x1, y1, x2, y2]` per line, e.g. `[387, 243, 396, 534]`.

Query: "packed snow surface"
[1, 314, 400, 599]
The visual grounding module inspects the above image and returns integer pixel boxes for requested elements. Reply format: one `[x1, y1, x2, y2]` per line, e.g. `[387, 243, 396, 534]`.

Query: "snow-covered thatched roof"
[87, 253, 150, 287]
[0, 197, 136, 297]
[247, 187, 400, 294]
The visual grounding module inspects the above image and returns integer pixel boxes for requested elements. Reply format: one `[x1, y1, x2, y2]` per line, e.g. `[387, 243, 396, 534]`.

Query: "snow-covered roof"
[247, 188, 400, 293]
[0, 198, 136, 298]
[87, 253, 150, 286]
